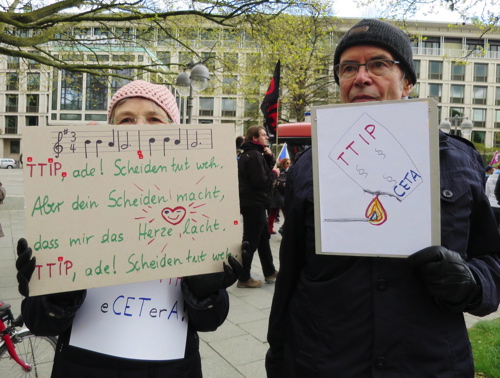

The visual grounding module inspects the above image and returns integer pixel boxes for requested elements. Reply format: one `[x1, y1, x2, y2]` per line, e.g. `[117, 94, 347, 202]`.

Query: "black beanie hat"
[334, 19, 416, 86]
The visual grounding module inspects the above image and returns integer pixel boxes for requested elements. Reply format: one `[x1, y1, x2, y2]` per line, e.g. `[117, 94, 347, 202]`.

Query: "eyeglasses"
[334, 59, 400, 80]
[112, 116, 173, 125]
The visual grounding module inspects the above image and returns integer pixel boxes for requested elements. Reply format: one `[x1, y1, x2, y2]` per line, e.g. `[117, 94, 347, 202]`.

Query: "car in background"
[275, 122, 312, 162]
[0, 158, 17, 169]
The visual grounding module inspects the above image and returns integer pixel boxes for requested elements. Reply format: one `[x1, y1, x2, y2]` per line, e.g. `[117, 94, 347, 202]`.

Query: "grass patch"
[469, 318, 500, 378]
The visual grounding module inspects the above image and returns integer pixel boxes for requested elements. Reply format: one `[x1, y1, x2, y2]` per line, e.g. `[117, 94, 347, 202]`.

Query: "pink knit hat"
[107, 80, 180, 124]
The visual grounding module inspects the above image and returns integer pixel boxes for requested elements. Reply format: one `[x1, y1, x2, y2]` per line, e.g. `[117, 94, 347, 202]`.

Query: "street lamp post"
[439, 115, 473, 137]
[175, 60, 210, 124]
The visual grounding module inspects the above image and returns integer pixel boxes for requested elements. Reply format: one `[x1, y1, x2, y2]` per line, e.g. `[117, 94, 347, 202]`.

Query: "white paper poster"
[312, 99, 440, 257]
[70, 279, 188, 360]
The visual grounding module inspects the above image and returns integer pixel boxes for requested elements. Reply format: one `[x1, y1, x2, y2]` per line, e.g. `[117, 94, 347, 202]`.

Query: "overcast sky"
[332, 1, 466, 23]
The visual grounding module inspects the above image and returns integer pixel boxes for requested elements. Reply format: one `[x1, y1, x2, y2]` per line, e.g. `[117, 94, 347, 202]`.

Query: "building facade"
[1, 18, 500, 161]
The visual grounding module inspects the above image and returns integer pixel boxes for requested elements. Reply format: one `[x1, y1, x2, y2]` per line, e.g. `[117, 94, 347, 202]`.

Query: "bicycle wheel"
[0, 329, 57, 377]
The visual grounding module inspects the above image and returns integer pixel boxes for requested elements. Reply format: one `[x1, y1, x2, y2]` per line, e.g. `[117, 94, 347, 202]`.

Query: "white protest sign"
[70, 279, 188, 360]
[23, 124, 242, 296]
[312, 99, 441, 257]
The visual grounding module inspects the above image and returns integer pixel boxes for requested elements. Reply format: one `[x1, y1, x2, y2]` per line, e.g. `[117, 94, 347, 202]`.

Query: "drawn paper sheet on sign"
[23, 124, 242, 296]
[312, 99, 440, 257]
[70, 279, 187, 360]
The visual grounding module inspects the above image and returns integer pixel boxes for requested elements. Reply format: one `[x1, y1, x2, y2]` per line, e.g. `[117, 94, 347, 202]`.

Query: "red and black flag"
[261, 60, 280, 140]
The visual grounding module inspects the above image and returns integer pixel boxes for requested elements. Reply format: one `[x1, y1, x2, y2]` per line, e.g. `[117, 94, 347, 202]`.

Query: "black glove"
[16, 238, 36, 297]
[184, 255, 245, 298]
[408, 246, 479, 312]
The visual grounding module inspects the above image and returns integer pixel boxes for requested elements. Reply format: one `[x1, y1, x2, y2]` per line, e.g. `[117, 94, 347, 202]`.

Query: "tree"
[0, 0, 305, 80]
[237, 2, 341, 124]
[357, 0, 500, 32]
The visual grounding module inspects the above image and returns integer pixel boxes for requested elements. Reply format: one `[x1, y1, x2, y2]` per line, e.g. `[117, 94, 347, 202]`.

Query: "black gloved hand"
[16, 238, 36, 297]
[408, 246, 479, 312]
[185, 255, 244, 298]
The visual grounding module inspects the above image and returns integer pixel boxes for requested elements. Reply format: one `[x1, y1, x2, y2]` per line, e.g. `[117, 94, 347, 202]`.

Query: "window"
[428, 61, 443, 80]
[428, 83, 442, 102]
[422, 37, 440, 55]
[494, 132, 500, 147]
[223, 53, 239, 71]
[472, 108, 486, 127]
[86, 75, 107, 111]
[201, 52, 216, 71]
[472, 86, 487, 105]
[450, 85, 464, 103]
[5, 116, 18, 134]
[6, 94, 18, 112]
[60, 70, 83, 110]
[178, 52, 192, 72]
[244, 99, 259, 118]
[496, 87, 500, 106]
[7, 73, 19, 90]
[26, 116, 38, 126]
[222, 76, 238, 95]
[471, 131, 485, 145]
[27, 72, 40, 91]
[199, 97, 214, 116]
[450, 107, 464, 118]
[60, 114, 82, 121]
[222, 98, 237, 117]
[26, 94, 39, 112]
[85, 114, 107, 122]
[10, 140, 20, 154]
[246, 53, 260, 68]
[413, 60, 420, 79]
[451, 63, 465, 81]
[111, 68, 133, 93]
[409, 83, 420, 98]
[474, 63, 488, 82]
[157, 51, 171, 67]
[495, 110, 500, 128]
[7, 56, 19, 69]
[87, 54, 109, 63]
[497, 64, 500, 83]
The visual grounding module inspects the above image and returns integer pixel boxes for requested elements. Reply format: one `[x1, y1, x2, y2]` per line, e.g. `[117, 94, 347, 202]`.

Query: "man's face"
[338, 45, 413, 103]
[253, 129, 269, 146]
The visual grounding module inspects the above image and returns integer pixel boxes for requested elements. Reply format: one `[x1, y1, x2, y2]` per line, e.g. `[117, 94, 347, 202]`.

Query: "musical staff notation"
[50, 128, 214, 159]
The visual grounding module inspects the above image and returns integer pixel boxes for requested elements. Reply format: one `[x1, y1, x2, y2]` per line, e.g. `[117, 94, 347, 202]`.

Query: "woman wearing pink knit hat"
[15, 80, 245, 377]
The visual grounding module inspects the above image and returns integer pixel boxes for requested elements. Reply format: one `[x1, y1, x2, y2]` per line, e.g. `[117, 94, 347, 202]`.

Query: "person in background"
[237, 125, 279, 288]
[15, 80, 245, 378]
[267, 158, 291, 234]
[485, 165, 495, 177]
[267, 19, 500, 377]
[486, 165, 500, 228]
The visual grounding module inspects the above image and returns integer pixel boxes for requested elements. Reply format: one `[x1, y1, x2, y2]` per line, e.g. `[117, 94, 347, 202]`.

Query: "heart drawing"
[161, 206, 187, 225]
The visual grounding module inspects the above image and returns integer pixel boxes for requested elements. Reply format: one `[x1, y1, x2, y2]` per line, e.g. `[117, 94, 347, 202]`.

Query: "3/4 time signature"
[52, 128, 213, 158]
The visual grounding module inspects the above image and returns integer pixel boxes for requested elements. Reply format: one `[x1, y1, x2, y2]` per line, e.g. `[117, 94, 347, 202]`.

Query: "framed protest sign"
[23, 124, 242, 296]
[312, 98, 440, 257]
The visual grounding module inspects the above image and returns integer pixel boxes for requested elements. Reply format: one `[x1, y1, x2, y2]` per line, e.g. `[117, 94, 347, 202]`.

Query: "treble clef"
[53, 131, 64, 158]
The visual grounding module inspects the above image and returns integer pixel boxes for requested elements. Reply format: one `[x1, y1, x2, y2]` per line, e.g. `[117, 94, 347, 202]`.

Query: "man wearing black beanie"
[267, 18, 500, 377]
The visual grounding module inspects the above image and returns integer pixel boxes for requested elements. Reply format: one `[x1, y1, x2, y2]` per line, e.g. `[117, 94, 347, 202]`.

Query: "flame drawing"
[365, 195, 387, 226]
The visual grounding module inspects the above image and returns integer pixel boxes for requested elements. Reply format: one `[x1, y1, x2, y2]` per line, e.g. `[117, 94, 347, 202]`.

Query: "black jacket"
[238, 141, 277, 208]
[266, 132, 500, 377]
[22, 282, 229, 377]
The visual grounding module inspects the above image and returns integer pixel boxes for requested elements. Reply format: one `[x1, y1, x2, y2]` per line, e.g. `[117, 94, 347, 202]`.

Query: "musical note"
[84, 140, 91, 158]
[190, 131, 199, 148]
[163, 137, 170, 156]
[53, 131, 64, 158]
[175, 129, 181, 145]
[138, 130, 141, 151]
[121, 132, 130, 150]
[149, 138, 156, 156]
[109, 130, 116, 148]
[96, 140, 103, 158]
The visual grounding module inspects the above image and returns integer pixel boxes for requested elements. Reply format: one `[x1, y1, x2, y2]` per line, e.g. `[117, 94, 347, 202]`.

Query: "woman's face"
[112, 98, 171, 125]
